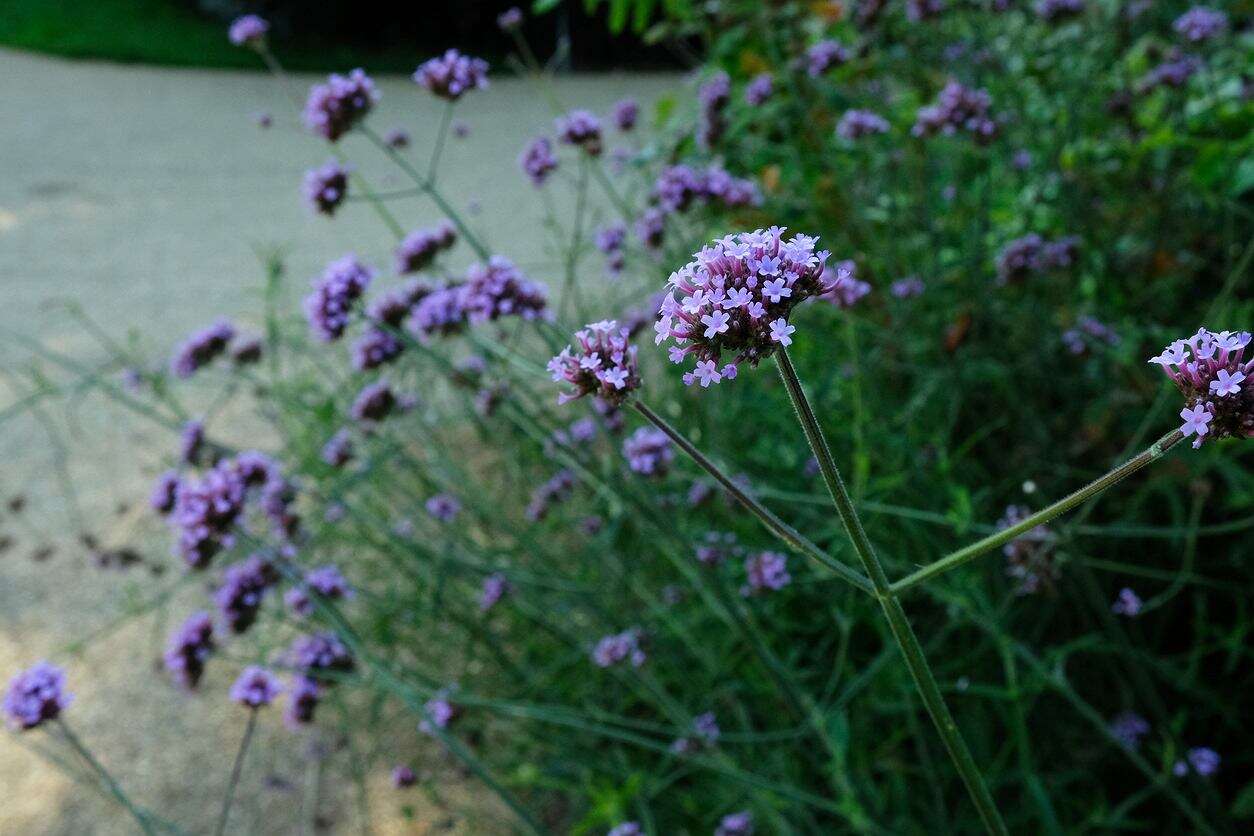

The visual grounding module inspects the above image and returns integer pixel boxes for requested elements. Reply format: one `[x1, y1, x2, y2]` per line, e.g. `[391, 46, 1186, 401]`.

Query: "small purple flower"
[305, 255, 373, 342]
[419, 694, 461, 735]
[479, 573, 511, 612]
[350, 380, 396, 423]
[426, 493, 461, 522]
[593, 628, 646, 668]
[395, 222, 457, 275]
[1111, 587, 1142, 617]
[891, 276, 926, 298]
[635, 207, 666, 250]
[1151, 329, 1251, 448]
[741, 551, 791, 596]
[230, 666, 283, 708]
[1181, 747, 1220, 776]
[228, 15, 268, 48]
[913, 80, 997, 144]
[171, 319, 235, 378]
[1109, 712, 1150, 750]
[998, 505, 1059, 595]
[1034, 0, 1084, 22]
[384, 128, 410, 149]
[150, 470, 180, 515]
[520, 137, 558, 186]
[526, 469, 576, 521]
[287, 565, 354, 618]
[612, 99, 639, 132]
[1013, 150, 1033, 170]
[303, 160, 350, 216]
[697, 72, 730, 149]
[414, 50, 489, 101]
[907, 0, 946, 21]
[303, 69, 378, 142]
[557, 110, 603, 156]
[179, 420, 205, 465]
[351, 327, 403, 371]
[621, 426, 673, 477]
[607, 824, 642, 836]
[807, 41, 849, 78]
[321, 429, 354, 468]
[231, 333, 263, 365]
[836, 109, 890, 140]
[498, 7, 524, 30]
[170, 460, 247, 568]
[745, 73, 774, 106]
[289, 632, 354, 683]
[995, 234, 1079, 284]
[715, 810, 754, 836]
[1174, 7, 1227, 43]
[656, 228, 835, 386]
[164, 611, 215, 690]
[460, 256, 549, 325]
[1139, 50, 1202, 93]
[768, 318, 795, 346]
[215, 554, 279, 634]
[549, 320, 641, 406]
[696, 531, 741, 566]
[4, 662, 72, 730]
[392, 764, 418, 788]
[285, 675, 321, 726]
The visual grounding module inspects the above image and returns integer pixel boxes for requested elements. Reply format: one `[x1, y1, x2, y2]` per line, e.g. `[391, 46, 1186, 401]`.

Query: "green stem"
[215, 709, 259, 836]
[891, 429, 1184, 595]
[775, 347, 1008, 836]
[631, 400, 873, 594]
[427, 101, 455, 186]
[55, 719, 157, 835]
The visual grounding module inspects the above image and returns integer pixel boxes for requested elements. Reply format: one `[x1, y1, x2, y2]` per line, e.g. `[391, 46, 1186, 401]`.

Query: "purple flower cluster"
[855, 0, 888, 27]
[420, 694, 461, 735]
[230, 666, 282, 708]
[695, 531, 742, 566]
[384, 128, 410, 149]
[1174, 7, 1227, 42]
[1149, 328, 1251, 448]
[652, 164, 761, 215]
[671, 710, 720, 754]
[806, 41, 850, 78]
[303, 160, 350, 216]
[231, 334, 263, 365]
[891, 276, 926, 299]
[305, 256, 373, 342]
[151, 470, 180, 514]
[350, 379, 396, 423]
[1139, 50, 1202, 92]
[820, 261, 870, 308]
[414, 50, 489, 101]
[171, 461, 247, 568]
[697, 71, 731, 149]
[1111, 587, 1142, 617]
[498, 7, 524, 30]
[480, 573, 511, 611]
[228, 15, 268, 48]
[595, 224, 627, 276]
[164, 611, 215, 689]
[303, 70, 378, 142]
[836, 109, 890, 140]
[526, 469, 576, 521]
[907, 0, 946, 21]
[426, 493, 461, 522]
[4, 662, 72, 730]
[286, 675, 321, 726]
[1109, 712, 1150, 750]
[995, 233, 1079, 284]
[608, 824, 642, 836]
[912, 81, 997, 143]
[741, 551, 791, 596]
[1061, 315, 1119, 354]
[179, 420, 205, 465]
[1034, 0, 1084, 22]
[635, 208, 666, 250]
[548, 320, 641, 406]
[351, 326, 403, 371]
[519, 137, 559, 186]
[715, 811, 755, 836]
[745, 73, 774, 106]
[557, 110, 603, 156]
[290, 632, 355, 683]
[321, 429, 353, 467]
[997, 505, 1059, 595]
[286, 565, 354, 617]
[622, 427, 673, 476]
[655, 228, 835, 387]
[592, 628, 646, 668]
[391, 764, 418, 788]
[171, 319, 235, 378]
[461, 257, 549, 324]
[1174, 747, 1220, 777]
[215, 554, 279, 633]
[395, 222, 456, 274]
[612, 99, 639, 132]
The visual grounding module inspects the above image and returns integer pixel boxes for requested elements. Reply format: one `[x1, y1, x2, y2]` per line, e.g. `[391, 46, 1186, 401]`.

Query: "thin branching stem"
[214, 708, 259, 836]
[55, 719, 158, 835]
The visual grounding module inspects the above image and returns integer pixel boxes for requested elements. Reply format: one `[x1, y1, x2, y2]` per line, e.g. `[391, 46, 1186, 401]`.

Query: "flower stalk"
[56, 719, 157, 835]
[214, 708, 259, 836]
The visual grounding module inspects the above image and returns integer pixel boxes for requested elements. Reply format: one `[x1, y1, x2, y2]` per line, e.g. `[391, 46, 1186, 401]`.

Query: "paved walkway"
[0, 47, 677, 833]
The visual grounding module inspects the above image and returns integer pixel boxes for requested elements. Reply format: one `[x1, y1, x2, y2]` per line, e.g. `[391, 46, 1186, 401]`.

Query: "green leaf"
[532, 0, 563, 14]
[1233, 780, 1254, 818]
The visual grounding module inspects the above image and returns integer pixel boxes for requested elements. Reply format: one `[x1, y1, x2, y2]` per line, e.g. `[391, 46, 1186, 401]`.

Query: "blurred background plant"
[1, 0, 1252, 833]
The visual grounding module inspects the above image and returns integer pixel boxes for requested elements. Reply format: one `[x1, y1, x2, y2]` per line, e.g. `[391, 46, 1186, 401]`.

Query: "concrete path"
[0, 47, 678, 833]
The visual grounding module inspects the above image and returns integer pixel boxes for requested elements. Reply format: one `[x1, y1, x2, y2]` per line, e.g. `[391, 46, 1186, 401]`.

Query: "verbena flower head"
[715, 811, 754, 836]
[391, 767, 416, 792]
[913, 81, 997, 143]
[350, 379, 396, 423]
[408, 283, 466, 339]
[612, 99, 639, 131]
[230, 666, 283, 708]
[1174, 7, 1227, 42]
[1062, 315, 1119, 355]
[228, 15, 268, 48]
[997, 505, 1059, 594]
[548, 320, 641, 406]
[519, 137, 558, 186]
[655, 228, 835, 386]
[622, 427, 673, 476]
[891, 276, 926, 298]
[164, 611, 215, 690]
[741, 551, 791, 596]
[1034, 0, 1084, 22]
[303, 160, 350, 216]
[290, 632, 355, 683]
[836, 109, 890, 140]
[1139, 50, 1202, 92]
[592, 628, 646, 668]
[460, 257, 549, 324]
[479, 573, 511, 611]
[696, 531, 742, 566]
[995, 233, 1078, 284]
[305, 255, 373, 342]
[4, 662, 72, 730]
[819, 261, 869, 308]
[1111, 587, 1142, 617]
[351, 327, 403, 371]
[171, 319, 235, 378]
[1149, 328, 1251, 448]
[672, 710, 721, 754]
[384, 128, 410, 148]
[419, 694, 461, 735]
[414, 50, 489, 101]
[557, 110, 603, 155]
[395, 222, 456, 274]
[303, 69, 378, 142]
[151, 469, 181, 515]
[1174, 747, 1220, 777]
[497, 7, 524, 30]
[607, 824, 642, 836]
[426, 493, 461, 522]
[231, 333, 263, 365]
[907, 0, 946, 21]
[745, 73, 774, 105]
[526, 469, 576, 521]
[806, 41, 850, 78]
[285, 675, 321, 726]
[172, 461, 247, 568]
[1109, 712, 1150, 750]
[179, 419, 205, 465]
[697, 71, 730, 148]
[321, 429, 354, 468]
[215, 554, 279, 634]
